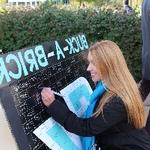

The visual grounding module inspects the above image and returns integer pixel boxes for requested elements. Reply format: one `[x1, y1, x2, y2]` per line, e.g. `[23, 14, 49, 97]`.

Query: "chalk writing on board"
[33, 77, 93, 150]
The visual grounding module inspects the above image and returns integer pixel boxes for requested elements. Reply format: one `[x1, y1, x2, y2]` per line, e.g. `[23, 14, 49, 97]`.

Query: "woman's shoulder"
[104, 95, 125, 110]
[100, 95, 127, 123]
[108, 95, 123, 103]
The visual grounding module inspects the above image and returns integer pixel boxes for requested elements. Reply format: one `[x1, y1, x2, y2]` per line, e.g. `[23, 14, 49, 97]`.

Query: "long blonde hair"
[89, 40, 145, 128]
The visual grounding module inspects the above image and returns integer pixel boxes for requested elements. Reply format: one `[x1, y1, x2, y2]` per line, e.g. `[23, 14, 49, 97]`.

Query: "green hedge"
[0, 6, 142, 81]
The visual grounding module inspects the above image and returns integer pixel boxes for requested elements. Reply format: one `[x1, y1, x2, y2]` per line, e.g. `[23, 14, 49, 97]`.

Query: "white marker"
[53, 91, 65, 97]
[39, 87, 64, 97]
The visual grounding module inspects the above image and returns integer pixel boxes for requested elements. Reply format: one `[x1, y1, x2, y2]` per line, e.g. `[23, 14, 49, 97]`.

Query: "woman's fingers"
[41, 87, 55, 107]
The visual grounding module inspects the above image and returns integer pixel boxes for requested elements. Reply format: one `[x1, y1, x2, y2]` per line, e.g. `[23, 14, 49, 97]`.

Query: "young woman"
[41, 40, 150, 150]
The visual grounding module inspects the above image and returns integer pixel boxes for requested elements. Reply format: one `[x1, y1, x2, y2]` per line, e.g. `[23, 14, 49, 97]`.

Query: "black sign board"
[0, 34, 93, 150]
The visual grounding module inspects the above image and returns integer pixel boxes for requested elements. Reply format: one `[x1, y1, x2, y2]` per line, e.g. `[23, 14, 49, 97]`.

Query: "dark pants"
[146, 112, 150, 134]
[139, 79, 150, 135]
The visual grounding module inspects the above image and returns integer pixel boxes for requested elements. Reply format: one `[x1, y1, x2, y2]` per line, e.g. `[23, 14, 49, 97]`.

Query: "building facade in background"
[7, 0, 69, 6]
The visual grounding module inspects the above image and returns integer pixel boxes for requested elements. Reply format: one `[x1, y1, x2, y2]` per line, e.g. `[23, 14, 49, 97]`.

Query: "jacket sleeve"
[47, 97, 127, 136]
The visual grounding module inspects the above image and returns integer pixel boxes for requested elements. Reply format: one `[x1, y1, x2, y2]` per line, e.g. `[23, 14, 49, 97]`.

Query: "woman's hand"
[41, 87, 55, 107]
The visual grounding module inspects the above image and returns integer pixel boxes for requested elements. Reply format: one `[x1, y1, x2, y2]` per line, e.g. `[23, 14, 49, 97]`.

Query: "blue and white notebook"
[33, 77, 93, 150]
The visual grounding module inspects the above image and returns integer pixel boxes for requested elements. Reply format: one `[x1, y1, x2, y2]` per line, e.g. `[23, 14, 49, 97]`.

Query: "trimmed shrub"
[0, 6, 142, 81]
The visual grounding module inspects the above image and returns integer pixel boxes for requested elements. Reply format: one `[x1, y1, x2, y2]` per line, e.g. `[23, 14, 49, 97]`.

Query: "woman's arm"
[47, 97, 127, 136]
